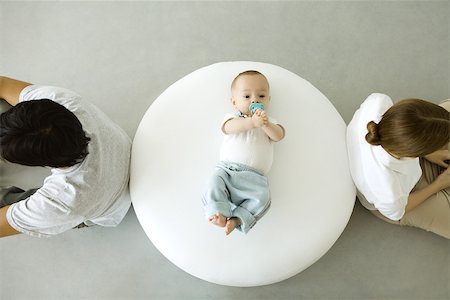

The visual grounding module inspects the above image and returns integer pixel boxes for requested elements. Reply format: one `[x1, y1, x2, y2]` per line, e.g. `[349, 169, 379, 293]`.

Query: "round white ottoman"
[130, 62, 355, 287]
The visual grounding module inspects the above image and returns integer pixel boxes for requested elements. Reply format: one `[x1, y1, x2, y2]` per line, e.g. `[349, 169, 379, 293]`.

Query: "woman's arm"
[406, 166, 450, 212]
[424, 149, 450, 168]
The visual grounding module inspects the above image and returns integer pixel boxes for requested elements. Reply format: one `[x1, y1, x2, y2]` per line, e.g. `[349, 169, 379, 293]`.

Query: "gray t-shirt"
[7, 85, 132, 237]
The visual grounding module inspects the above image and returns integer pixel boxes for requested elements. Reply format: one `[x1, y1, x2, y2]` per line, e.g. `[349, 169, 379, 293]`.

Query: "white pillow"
[130, 61, 355, 287]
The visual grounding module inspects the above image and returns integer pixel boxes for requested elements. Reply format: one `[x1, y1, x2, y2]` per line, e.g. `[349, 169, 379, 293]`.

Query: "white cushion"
[130, 61, 355, 287]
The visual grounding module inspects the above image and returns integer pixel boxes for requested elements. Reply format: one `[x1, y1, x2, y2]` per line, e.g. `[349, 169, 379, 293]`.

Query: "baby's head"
[230, 70, 270, 116]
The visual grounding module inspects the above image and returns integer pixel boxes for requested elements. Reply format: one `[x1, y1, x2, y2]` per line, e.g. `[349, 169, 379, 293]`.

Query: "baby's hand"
[259, 110, 269, 126]
[251, 109, 268, 127]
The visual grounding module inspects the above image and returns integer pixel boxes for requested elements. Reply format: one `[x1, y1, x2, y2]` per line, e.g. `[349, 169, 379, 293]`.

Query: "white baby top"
[7, 85, 132, 237]
[219, 113, 279, 175]
[346, 93, 422, 221]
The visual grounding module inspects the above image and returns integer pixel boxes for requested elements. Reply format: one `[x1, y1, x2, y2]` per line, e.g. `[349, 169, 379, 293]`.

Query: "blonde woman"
[347, 93, 450, 239]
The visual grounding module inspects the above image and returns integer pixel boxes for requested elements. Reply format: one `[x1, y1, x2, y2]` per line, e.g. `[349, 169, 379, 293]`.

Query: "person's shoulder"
[361, 93, 393, 112]
[221, 113, 240, 124]
[20, 85, 87, 115]
[223, 112, 240, 119]
[20, 85, 81, 102]
[349, 93, 393, 127]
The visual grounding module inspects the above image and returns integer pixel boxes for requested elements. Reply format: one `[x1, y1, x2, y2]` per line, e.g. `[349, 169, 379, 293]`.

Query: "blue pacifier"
[249, 102, 265, 115]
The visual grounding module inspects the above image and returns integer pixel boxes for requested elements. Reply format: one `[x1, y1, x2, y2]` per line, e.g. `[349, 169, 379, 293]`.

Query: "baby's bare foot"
[208, 213, 227, 227]
[225, 217, 241, 235]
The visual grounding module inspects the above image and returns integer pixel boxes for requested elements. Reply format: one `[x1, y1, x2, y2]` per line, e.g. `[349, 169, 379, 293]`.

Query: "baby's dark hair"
[0, 99, 91, 167]
[231, 70, 269, 90]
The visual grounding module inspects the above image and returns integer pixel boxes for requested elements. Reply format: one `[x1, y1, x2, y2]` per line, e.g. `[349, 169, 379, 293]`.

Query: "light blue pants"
[202, 161, 271, 234]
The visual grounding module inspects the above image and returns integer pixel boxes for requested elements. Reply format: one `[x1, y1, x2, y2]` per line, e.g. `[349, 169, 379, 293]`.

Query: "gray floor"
[0, 1, 449, 299]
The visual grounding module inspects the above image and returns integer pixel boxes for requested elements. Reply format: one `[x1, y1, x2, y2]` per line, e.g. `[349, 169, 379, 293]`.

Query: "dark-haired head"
[0, 99, 90, 168]
[365, 99, 450, 158]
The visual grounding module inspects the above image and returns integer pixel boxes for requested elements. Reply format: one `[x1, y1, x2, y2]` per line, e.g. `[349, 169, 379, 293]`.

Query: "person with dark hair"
[0, 76, 131, 238]
[1, 99, 91, 167]
[347, 93, 450, 239]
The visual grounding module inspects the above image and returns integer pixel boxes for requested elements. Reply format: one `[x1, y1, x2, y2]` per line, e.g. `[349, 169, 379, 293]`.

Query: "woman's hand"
[424, 149, 450, 168]
[434, 166, 450, 190]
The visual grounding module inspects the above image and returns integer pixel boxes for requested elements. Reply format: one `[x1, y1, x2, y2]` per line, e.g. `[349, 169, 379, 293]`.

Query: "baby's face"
[231, 74, 270, 116]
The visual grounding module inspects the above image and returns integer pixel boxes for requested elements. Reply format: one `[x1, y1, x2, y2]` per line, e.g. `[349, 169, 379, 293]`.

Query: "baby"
[202, 70, 285, 235]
